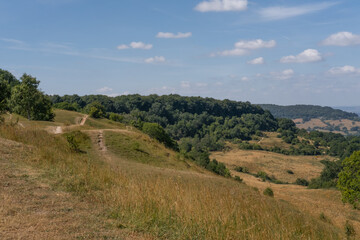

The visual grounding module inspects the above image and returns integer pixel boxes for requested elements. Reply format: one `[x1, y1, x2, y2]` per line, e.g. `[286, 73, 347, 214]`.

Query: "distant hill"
[259, 104, 359, 121]
[334, 106, 360, 117]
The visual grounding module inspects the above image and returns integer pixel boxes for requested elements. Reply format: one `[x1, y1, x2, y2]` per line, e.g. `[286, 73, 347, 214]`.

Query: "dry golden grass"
[0, 123, 344, 239]
[212, 149, 334, 182]
[0, 137, 152, 240]
[250, 132, 292, 150]
[213, 148, 360, 236]
[295, 118, 360, 135]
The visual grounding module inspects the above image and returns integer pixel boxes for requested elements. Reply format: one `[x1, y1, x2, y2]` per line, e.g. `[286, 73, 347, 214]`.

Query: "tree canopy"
[10, 74, 54, 121]
[338, 151, 360, 207]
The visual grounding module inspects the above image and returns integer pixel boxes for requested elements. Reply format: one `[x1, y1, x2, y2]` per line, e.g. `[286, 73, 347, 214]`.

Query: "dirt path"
[79, 115, 88, 126]
[0, 137, 151, 240]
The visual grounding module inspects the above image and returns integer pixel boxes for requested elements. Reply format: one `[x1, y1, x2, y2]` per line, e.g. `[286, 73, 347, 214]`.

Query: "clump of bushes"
[263, 187, 274, 197]
[287, 170, 294, 174]
[234, 166, 249, 173]
[207, 159, 231, 177]
[295, 178, 309, 186]
[142, 122, 178, 151]
[234, 176, 243, 183]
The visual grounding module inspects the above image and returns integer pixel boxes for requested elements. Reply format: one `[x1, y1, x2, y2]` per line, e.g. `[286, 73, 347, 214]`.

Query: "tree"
[142, 122, 178, 150]
[0, 79, 10, 113]
[338, 151, 360, 207]
[10, 74, 54, 121]
[86, 101, 106, 118]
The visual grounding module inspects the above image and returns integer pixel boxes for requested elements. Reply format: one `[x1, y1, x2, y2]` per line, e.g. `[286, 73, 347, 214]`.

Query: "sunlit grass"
[0, 124, 343, 239]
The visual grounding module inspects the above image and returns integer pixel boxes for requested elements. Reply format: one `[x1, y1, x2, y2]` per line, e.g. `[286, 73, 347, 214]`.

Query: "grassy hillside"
[0, 110, 347, 239]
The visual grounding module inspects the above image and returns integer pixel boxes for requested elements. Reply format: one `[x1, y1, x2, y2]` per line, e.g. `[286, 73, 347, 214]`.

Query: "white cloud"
[322, 32, 360, 46]
[117, 44, 130, 50]
[328, 65, 360, 75]
[241, 76, 249, 81]
[97, 86, 113, 93]
[235, 39, 276, 49]
[130, 42, 153, 50]
[156, 32, 192, 39]
[181, 81, 191, 88]
[280, 49, 323, 63]
[271, 69, 294, 80]
[145, 56, 166, 64]
[117, 41, 153, 50]
[259, 2, 338, 21]
[248, 57, 264, 65]
[216, 48, 248, 56]
[212, 39, 275, 57]
[194, 0, 247, 12]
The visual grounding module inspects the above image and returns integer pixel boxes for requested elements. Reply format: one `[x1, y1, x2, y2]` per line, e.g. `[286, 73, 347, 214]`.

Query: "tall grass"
[0, 124, 342, 239]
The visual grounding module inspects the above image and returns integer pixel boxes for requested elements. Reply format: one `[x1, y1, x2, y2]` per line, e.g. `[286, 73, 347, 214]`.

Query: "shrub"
[345, 221, 356, 238]
[207, 159, 231, 177]
[109, 112, 123, 122]
[295, 178, 309, 186]
[142, 122, 178, 150]
[287, 170, 294, 174]
[263, 187, 274, 197]
[256, 171, 269, 182]
[234, 166, 249, 173]
[234, 176, 243, 183]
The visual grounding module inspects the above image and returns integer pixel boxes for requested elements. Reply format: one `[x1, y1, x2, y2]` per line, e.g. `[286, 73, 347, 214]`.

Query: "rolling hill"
[0, 109, 351, 239]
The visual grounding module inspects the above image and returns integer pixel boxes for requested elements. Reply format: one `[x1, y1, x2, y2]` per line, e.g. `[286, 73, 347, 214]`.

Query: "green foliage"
[64, 131, 91, 153]
[344, 221, 356, 238]
[309, 160, 342, 189]
[109, 112, 123, 122]
[142, 122, 178, 150]
[66, 134, 80, 152]
[263, 187, 274, 197]
[256, 171, 270, 182]
[260, 104, 359, 120]
[234, 176, 243, 182]
[0, 79, 10, 113]
[206, 159, 231, 177]
[287, 170, 294, 174]
[338, 151, 360, 207]
[86, 101, 106, 118]
[234, 166, 249, 173]
[295, 178, 309, 186]
[9, 74, 54, 121]
[54, 101, 80, 111]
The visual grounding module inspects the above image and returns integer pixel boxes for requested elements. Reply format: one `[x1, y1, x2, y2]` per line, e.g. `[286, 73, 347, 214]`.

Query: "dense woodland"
[260, 104, 359, 121]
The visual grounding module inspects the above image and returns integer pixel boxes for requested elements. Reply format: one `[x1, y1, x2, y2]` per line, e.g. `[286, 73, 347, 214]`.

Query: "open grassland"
[249, 132, 292, 150]
[212, 149, 334, 183]
[213, 149, 360, 235]
[295, 118, 360, 135]
[0, 122, 344, 239]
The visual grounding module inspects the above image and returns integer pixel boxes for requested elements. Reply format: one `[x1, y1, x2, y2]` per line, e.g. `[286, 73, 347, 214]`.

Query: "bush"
[263, 187, 274, 197]
[86, 101, 106, 118]
[142, 122, 178, 150]
[345, 221, 356, 238]
[207, 159, 231, 177]
[256, 171, 270, 182]
[234, 166, 249, 173]
[287, 170, 294, 174]
[295, 178, 309, 186]
[234, 176, 243, 182]
[109, 112, 123, 122]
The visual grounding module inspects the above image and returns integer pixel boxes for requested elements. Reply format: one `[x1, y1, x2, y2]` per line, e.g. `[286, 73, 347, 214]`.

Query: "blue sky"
[1, 0, 360, 106]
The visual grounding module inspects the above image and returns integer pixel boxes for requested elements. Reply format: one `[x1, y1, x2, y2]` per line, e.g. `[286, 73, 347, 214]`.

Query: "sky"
[0, 0, 360, 106]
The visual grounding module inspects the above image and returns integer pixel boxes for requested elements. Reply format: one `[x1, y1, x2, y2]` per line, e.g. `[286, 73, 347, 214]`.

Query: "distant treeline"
[259, 104, 359, 121]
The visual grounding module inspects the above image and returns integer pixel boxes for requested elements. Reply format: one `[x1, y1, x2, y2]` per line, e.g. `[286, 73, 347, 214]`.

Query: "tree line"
[0, 69, 54, 121]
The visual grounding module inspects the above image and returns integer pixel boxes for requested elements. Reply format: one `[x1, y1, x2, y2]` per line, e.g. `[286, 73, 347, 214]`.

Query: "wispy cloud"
[156, 32, 192, 39]
[117, 41, 153, 50]
[322, 32, 360, 46]
[271, 69, 295, 80]
[145, 56, 166, 64]
[259, 2, 338, 21]
[212, 39, 275, 57]
[194, 0, 247, 12]
[280, 49, 323, 63]
[97, 86, 113, 93]
[247, 57, 264, 65]
[328, 65, 360, 75]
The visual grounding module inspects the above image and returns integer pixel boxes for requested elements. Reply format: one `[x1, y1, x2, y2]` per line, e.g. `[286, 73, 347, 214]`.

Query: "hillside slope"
[0, 110, 345, 239]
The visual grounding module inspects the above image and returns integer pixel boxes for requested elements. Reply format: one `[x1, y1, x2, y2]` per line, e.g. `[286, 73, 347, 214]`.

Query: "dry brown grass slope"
[213, 148, 360, 236]
[0, 111, 347, 239]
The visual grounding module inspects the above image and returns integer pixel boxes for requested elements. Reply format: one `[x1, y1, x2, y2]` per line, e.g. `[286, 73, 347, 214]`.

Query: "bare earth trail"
[52, 114, 88, 135]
